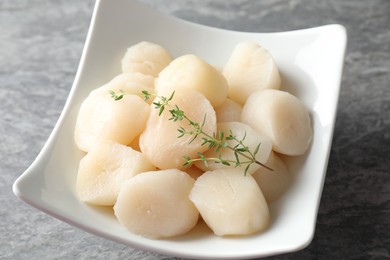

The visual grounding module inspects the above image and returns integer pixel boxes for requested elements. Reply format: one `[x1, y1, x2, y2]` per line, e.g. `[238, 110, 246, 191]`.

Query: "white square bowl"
[13, 0, 347, 258]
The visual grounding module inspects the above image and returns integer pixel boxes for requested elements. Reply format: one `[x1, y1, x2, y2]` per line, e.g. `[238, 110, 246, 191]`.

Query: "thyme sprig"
[109, 89, 272, 175]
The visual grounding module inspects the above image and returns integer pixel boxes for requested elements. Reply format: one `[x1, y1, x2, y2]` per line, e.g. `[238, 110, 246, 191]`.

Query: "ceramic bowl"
[13, 0, 347, 258]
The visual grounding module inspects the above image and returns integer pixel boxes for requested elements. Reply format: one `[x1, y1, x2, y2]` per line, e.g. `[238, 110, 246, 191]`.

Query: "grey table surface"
[1, 0, 389, 259]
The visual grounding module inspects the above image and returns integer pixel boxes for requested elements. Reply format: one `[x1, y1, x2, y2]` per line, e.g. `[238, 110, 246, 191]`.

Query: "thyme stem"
[109, 89, 272, 175]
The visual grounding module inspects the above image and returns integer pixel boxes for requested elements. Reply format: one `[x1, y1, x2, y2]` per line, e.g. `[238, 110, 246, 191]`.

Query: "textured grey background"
[1, 0, 389, 259]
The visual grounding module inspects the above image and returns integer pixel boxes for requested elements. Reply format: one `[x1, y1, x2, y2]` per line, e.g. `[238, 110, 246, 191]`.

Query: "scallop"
[252, 151, 291, 203]
[223, 41, 281, 104]
[91, 72, 155, 103]
[139, 87, 217, 170]
[121, 41, 172, 77]
[241, 89, 312, 156]
[189, 168, 269, 236]
[114, 169, 199, 239]
[155, 54, 229, 107]
[195, 121, 272, 175]
[215, 98, 242, 123]
[76, 140, 155, 206]
[74, 92, 150, 152]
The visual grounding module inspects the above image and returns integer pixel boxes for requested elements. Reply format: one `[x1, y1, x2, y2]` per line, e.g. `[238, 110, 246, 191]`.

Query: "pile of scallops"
[74, 41, 312, 239]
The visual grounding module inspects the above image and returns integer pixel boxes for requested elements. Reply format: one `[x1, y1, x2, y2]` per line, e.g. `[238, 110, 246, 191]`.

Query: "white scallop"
[139, 87, 217, 170]
[189, 168, 270, 236]
[252, 151, 291, 203]
[114, 169, 199, 239]
[121, 41, 172, 77]
[76, 140, 155, 206]
[155, 54, 229, 107]
[241, 89, 312, 156]
[195, 121, 272, 175]
[91, 72, 155, 103]
[223, 41, 281, 104]
[215, 98, 242, 123]
[74, 92, 150, 152]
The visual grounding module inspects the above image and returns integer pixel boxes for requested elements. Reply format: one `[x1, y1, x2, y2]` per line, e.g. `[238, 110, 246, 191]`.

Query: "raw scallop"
[121, 41, 172, 77]
[155, 54, 229, 107]
[215, 99, 242, 123]
[252, 151, 291, 203]
[189, 168, 269, 236]
[139, 87, 217, 170]
[74, 92, 149, 152]
[76, 140, 155, 205]
[114, 169, 199, 239]
[195, 121, 272, 175]
[241, 89, 312, 156]
[223, 41, 281, 104]
[92, 72, 155, 103]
